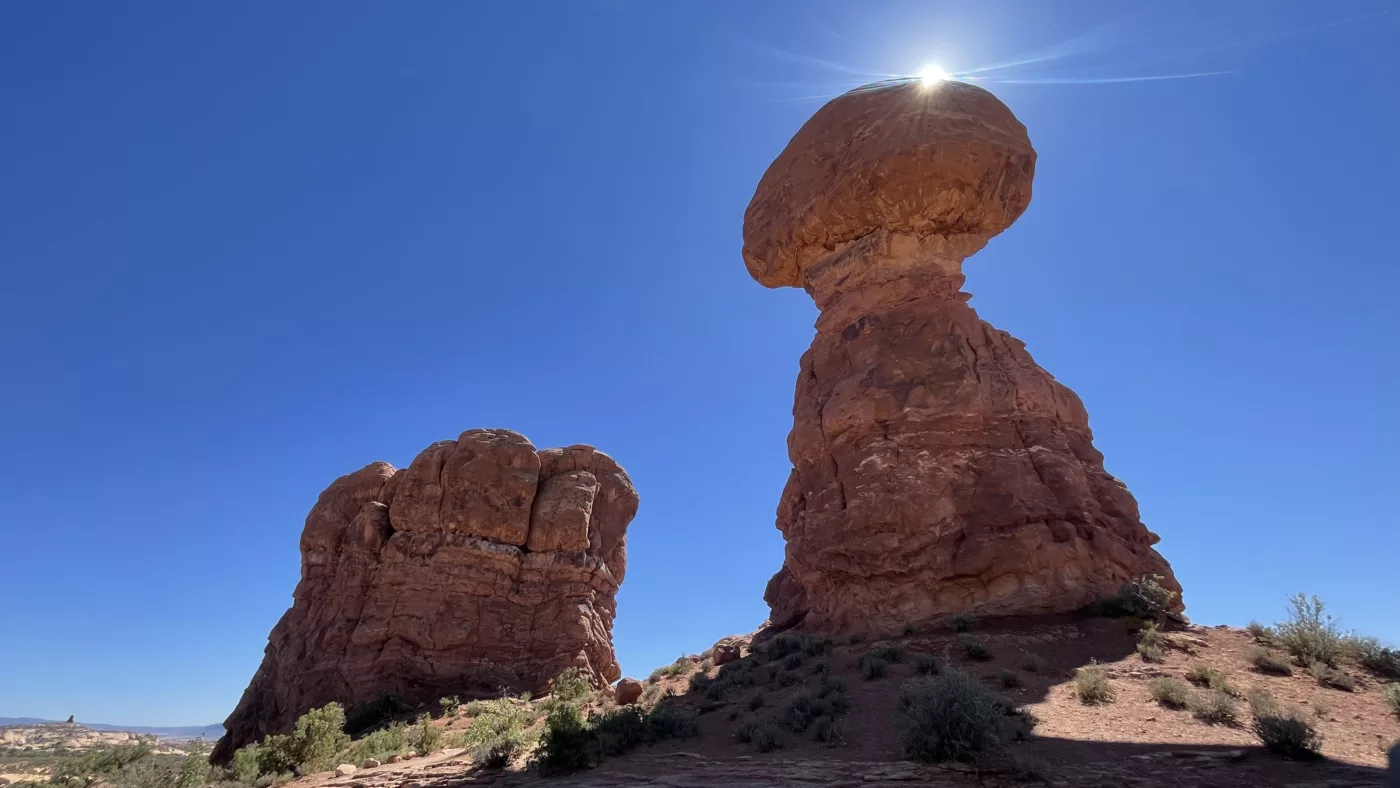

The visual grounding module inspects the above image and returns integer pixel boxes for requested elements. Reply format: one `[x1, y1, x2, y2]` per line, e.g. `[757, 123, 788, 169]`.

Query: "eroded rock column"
[212, 430, 637, 762]
[744, 80, 1181, 636]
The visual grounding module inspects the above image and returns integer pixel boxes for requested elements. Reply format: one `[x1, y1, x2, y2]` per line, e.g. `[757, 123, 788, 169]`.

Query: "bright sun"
[918, 64, 949, 85]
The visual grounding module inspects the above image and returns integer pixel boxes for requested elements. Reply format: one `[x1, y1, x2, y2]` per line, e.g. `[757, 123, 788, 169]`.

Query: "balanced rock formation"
[744, 80, 1181, 635]
[212, 429, 637, 763]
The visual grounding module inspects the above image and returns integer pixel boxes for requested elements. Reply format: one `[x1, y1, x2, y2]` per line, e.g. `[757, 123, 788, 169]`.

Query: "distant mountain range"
[0, 718, 224, 741]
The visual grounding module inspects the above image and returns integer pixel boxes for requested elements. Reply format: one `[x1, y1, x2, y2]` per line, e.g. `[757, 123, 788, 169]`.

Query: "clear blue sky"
[2, 1, 1396, 727]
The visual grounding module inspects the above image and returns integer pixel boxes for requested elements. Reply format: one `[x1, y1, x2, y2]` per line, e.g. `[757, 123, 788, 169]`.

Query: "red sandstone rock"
[614, 678, 643, 706]
[211, 429, 638, 763]
[710, 637, 744, 667]
[744, 80, 1181, 635]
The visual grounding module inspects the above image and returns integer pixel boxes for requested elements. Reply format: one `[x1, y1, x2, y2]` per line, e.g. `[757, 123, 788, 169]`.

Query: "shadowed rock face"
[211, 430, 637, 763]
[744, 80, 1181, 635]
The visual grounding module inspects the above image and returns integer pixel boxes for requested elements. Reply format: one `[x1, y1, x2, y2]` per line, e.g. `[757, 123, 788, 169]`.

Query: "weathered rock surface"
[211, 430, 638, 763]
[744, 79, 1181, 635]
[613, 678, 643, 706]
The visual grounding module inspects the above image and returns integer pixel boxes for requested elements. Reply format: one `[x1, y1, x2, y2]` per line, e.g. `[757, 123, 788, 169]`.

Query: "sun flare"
[917, 63, 948, 84]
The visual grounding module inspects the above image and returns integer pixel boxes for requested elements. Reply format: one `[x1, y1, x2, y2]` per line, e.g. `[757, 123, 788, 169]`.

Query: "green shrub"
[338, 721, 407, 766]
[897, 672, 1025, 763]
[1137, 642, 1166, 664]
[1184, 666, 1240, 697]
[50, 743, 158, 788]
[1274, 594, 1343, 666]
[534, 704, 594, 775]
[1247, 621, 1276, 643]
[230, 745, 262, 784]
[736, 721, 782, 752]
[176, 740, 210, 788]
[1095, 576, 1179, 623]
[457, 697, 532, 766]
[1305, 661, 1357, 692]
[959, 636, 993, 662]
[1019, 653, 1045, 674]
[812, 716, 843, 745]
[549, 668, 592, 706]
[1252, 710, 1323, 760]
[405, 713, 441, 757]
[291, 703, 350, 772]
[1246, 687, 1280, 718]
[1347, 636, 1400, 679]
[644, 705, 698, 740]
[1071, 666, 1114, 705]
[648, 657, 695, 682]
[914, 654, 942, 675]
[998, 670, 1020, 689]
[687, 671, 710, 693]
[589, 707, 647, 757]
[437, 696, 461, 718]
[951, 614, 975, 633]
[1249, 647, 1293, 676]
[1146, 678, 1192, 709]
[1188, 689, 1240, 726]
[860, 655, 889, 680]
[1381, 684, 1400, 717]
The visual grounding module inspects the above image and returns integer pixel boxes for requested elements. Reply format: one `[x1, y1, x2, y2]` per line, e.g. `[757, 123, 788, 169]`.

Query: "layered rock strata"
[744, 80, 1181, 635]
[212, 429, 637, 762]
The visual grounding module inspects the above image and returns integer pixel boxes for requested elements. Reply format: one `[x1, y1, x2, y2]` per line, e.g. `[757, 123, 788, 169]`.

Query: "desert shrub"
[897, 672, 1022, 763]
[998, 670, 1021, 688]
[782, 690, 829, 732]
[1188, 689, 1240, 726]
[534, 704, 594, 775]
[782, 653, 804, 671]
[777, 671, 801, 687]
[1252, 709, 1323, 760]
[748, 692, 766, 711]
[345, 694, 408, 735]
[903, 625, 916, 636]
[336, 722, 407, 767]
[51, 743, 159, 788]
[1095, 575, 1178, 623]
[914, 654, 942, 675]
[589, 707, 648, 757]
[959, 636, 993, 662]
[687, 671, 710, 693]
[175, 740, 210, 788]
[549, 668, 592, 706]
[802, 636, 831, 657]
[1246, 687, 1280, 718]
[867, 644, 905, 663]
[769, 633, 807, 659]
[1071, 665, 1114, 704]
[404, 713, 442, 757]
[1249, 647, 1293, 676]
[437, 696, 461, 718]
[457, 697, 533, 766]
[1247, 621, 1277, 643]
[292, 702, 351, 772]
[736, 721, 782, 752]
[812, 715, 843, 745]
[811, 659, 831, 674]
[1305, 661, 1357, 692]
[860, 655, 890, 680]
[645, 705, 698, 741]
[1274, 594, 1344, 666]
[1138, 625, 1167, 651]
[1184, 666, 1240, 697]
[818, 673, 849, 700]
[1147, 678, 1192, 709]
[1381, 684, 1400, 717]
[951, 614, 975, 633]
[648, 657, 695, 682]
[1137, 642, 1166, 664]
[229, 745, 262, 784]
[1347, 636, 1400, 679]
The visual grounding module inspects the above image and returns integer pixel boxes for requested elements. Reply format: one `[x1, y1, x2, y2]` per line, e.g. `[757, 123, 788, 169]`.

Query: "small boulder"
[362, 758, 381, 769]
[334, 764, 356, 777]
[615, 677, 644, 705]
[711, 638, 743, 666]
[385, 754, 403, 764]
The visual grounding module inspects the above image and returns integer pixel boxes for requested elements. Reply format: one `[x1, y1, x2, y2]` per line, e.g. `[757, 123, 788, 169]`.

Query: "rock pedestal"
[211, 429, 637, 762]
[744, 80, 1181, 635]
